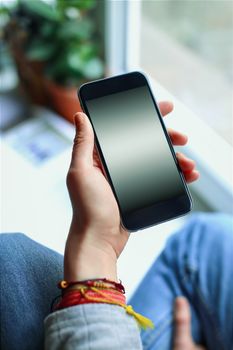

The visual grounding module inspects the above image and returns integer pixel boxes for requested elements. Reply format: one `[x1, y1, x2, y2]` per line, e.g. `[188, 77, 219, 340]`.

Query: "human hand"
[173, 297, 206, 350]
[65, 102, 199, 282]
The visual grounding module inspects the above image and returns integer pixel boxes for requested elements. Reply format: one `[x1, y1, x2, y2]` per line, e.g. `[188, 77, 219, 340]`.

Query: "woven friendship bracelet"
[58, 278, 125, 294]
[54, 279, 154, 330]
[54, 288, 126, 310]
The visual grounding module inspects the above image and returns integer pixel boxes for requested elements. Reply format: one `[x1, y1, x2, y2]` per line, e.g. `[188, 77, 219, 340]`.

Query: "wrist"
[64, 227, 118, 282]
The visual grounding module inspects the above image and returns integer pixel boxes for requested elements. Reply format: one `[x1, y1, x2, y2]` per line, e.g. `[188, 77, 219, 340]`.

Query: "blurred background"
[0, 0, 105, 123]
[1, 0, 232, 296]
[141, 1, 232, 145]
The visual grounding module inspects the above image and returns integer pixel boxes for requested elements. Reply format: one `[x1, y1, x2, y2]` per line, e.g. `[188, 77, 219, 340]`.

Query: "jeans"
[129, 213, 233, 350]
[1, 213, 232, 350]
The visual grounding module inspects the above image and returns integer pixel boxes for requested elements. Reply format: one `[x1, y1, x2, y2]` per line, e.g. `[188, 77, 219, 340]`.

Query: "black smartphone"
[78, 71, 192, 231]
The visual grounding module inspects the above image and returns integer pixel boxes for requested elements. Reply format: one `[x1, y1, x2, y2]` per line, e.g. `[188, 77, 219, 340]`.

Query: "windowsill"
[1, 107, 74, 254]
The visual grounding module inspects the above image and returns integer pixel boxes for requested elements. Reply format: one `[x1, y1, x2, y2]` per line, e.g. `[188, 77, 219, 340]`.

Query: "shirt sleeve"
[44, 303, 143, 350]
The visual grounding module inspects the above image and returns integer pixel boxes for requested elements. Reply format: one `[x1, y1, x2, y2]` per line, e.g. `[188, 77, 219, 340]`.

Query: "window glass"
[140, 1, 233, 145]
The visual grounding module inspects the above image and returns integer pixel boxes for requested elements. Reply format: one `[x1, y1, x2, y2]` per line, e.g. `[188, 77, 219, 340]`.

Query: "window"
[106, 0, 233, 213]
[140, 1, 233, 145]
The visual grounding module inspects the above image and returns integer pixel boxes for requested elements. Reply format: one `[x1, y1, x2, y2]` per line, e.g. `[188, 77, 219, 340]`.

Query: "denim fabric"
[0, 234, 63, 350]
[129, 213, 233, 350]
[1, 213, 232, 350]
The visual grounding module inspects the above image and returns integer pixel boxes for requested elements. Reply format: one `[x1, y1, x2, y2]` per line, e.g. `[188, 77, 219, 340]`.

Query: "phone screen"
[85, 85, 185, 216]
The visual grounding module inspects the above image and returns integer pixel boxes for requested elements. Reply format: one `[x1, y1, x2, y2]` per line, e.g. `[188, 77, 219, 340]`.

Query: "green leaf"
[20, 0, 60, 21]
[45, 59, 67, 80]
[57, 0, 96, 11]
[39, 21, 57, 38]
[0, 6, 9, 16]
[67, 50, 84, 71]
[79, 44, 96, 60]
[57, 19, 93, 41]
[26, 40, 55, 60]
[81, 57, 104, 79]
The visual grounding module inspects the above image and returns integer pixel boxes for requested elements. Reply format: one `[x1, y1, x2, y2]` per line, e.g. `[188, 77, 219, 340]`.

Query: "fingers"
[70, 112, 94, 169]
[93, 146, 101, 168]
[93, 146, 105, 174]
[176, 152, 199, 183]
[159, 101, 188, 147]
[159, 102, 188, 151]
[168, 128, 188, 146]
[183, 170, 200, 183]
[158, 101, 199, 182]
[176, 152, 195, 171]
[173, 297, 194, 350]
[158, 102, 187, 146]
[159, 101, 174, 116]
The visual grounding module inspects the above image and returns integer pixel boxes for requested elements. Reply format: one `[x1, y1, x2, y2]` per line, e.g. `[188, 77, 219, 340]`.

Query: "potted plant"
[2, 0, 104, 122]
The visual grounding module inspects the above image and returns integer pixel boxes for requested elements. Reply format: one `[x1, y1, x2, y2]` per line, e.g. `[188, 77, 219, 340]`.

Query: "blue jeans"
[1, 213, 232, 350]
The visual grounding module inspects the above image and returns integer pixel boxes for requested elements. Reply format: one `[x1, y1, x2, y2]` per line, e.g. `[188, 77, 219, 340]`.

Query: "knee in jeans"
[0, 233, 28, 257]
[188, 212, 233, 255]
[0, 232, 27, 244]
[167, 213, 233, 258]
[193, 212, 232, 237]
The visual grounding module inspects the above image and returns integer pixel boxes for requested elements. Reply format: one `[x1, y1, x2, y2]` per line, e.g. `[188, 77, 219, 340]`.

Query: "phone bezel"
[78, 71, 192, 231]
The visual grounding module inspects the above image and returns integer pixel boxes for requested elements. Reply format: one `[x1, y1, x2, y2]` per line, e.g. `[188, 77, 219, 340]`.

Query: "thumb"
[173, 297, 194, 350]
[70, 112, 94, 168]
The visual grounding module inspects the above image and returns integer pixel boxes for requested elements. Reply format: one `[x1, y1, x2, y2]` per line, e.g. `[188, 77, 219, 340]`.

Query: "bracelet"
[54, 288, 126, 310]
[52, 278, 154, 330]
[58, 278, 125, 294]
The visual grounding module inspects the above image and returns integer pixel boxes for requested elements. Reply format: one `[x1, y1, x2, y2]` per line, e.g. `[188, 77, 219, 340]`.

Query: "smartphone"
[78, 71, 192, 231]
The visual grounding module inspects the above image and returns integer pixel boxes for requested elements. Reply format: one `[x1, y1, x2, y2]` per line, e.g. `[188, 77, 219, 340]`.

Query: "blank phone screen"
[86, 86, 185, 215]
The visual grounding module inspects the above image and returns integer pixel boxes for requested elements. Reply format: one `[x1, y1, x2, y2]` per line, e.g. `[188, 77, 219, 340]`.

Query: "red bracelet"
[52, 278, 154, 330]
[54, 288, 126, 311]
[58, 278, 125, 294]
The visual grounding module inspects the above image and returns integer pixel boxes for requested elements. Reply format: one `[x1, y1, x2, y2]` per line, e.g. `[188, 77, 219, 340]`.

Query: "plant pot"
[5, 22, 48, 105]
[11, 46, 48, 105]
[45, 79, 83, 123]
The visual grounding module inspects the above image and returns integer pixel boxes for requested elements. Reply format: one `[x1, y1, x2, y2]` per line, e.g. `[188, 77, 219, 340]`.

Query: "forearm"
[44, 225, 143, 350]
[64, 222, 118, 282]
